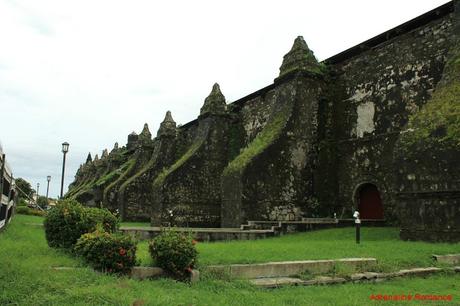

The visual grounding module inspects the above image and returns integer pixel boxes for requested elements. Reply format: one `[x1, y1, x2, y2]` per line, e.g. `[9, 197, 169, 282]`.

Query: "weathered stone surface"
[249, 276, 347, 288]
[249, 277, 304, 288]
[250, 266, 452, 288]
[397, 267, 442, 277]
[190, 269, 200, 283]
[157, 111, 177, 138]
[66, 2, 459, 240]
[151, 85, 231, 227]
[130, 266, 164, 280]
[310, 276, 347, 285]
[85, 153, 92, 164]
[206, 258, 376, 279]
[278, 36, 322, 78]
[394, 5, 460, 241]
[350, 272, 380, 281]
[127, 132, 138, 150]
[200, 83, 227, 116]
[433, 254, 460, 265]
[120, 226, 276, 241]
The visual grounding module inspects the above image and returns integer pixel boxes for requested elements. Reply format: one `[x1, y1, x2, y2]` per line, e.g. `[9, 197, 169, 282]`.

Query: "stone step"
[433, 254, 460, 265]
[250, 266, 455, 288]
[206, 258, 377, 279]
[250, 276, 346, 288]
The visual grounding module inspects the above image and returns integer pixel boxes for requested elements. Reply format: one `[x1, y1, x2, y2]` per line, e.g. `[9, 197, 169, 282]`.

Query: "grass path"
[1, 215, 459, 305]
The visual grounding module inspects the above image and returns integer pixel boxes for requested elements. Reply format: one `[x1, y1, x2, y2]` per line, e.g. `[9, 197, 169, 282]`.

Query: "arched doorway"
[357, 183, 384, 219]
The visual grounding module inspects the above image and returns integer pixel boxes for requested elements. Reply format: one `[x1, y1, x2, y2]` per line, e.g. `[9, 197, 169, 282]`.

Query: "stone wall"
[66, 2, 460, 241]
[393, 0, 460, 241]
[324, 7, 455, 221]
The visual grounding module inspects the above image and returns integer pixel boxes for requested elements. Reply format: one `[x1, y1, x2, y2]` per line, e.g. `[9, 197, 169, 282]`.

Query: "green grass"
[120, 221, 151, 227]
[1, 215, 460, 306]
[137, 227, 460, 271]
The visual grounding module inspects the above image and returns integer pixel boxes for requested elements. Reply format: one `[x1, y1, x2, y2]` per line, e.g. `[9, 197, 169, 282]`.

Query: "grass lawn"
[120, 221, 151, 228]
[137, 226, 460, 271]
[1, 215, 459, 306]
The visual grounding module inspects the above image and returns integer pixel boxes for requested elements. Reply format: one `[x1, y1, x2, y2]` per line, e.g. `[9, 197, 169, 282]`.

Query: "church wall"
[327, 11, 455, 220]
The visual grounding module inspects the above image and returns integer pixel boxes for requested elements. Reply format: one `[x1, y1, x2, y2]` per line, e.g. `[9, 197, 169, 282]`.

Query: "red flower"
[119, 248, 126, 256]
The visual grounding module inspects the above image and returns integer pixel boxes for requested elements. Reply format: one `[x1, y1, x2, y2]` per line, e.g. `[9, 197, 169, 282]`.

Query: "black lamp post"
[60, 142, 69, 199]
[46, 175, 51, 204]
[353, 210, 361, 244]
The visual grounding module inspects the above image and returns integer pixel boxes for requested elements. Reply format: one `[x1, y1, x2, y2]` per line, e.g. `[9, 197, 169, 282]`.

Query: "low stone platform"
[249, 267, 455, 288]
[130, 266, 200, 282]
[241, 218, 386, 233]
[206, 258, 377, 279]
[120, 226, 277, 241]
[433, 254, 460, 265]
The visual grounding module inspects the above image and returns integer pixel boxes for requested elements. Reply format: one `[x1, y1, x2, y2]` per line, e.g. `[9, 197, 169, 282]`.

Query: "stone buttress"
[117, 111, 178, 221]
[221, 36, 326, 227]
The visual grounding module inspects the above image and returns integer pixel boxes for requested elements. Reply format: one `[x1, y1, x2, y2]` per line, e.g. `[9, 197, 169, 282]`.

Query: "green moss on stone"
[223, 108, 290, 176]
[227, 123, 245, 161]
[95, 161, 132, 187]
[102, 158, 136, 199]
[153, 140, 204, 187]
[400, 47, 460, 149]
[68, 178, 97, 200]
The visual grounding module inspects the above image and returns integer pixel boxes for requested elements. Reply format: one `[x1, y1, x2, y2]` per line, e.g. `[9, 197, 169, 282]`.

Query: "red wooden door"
[358, 184, 384, 219]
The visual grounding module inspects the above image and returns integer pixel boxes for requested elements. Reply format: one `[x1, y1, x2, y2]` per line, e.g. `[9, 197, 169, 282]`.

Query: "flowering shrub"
[44, 199, 118, 249]
[148, 229, 198, 279]
[74, 227, 137, 274]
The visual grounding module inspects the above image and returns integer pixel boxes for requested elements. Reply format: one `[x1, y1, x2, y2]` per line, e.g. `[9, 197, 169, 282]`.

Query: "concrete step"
[433, 254, 460, 265]
[250, 276, 346, 288]
[206, 258, 377, 279]
[250, 266, 456, 289]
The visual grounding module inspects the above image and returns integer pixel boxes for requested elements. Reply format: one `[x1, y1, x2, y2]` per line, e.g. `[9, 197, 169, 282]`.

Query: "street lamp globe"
[47, 175, 51, 182]
[62, 142, 69, 153]
[60, 142, 70, 198]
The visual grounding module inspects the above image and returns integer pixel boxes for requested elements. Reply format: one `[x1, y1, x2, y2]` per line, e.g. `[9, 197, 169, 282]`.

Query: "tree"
[15, 177, 34, 201]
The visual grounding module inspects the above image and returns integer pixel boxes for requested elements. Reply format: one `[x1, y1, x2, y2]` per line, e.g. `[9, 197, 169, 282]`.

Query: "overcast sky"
[0, 0, 449, 198]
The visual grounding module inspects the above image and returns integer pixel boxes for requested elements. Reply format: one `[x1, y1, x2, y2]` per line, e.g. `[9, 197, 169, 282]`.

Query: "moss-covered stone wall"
[393, 1, 460, 241]
[327, 10, 455, 221]
[66, 2, 459, 240]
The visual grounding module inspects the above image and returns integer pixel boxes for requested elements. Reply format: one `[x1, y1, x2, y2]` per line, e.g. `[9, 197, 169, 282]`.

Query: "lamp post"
[46, 175, 51, 206]
[353, 210, 361, 244]
[60, 142, 69, 199]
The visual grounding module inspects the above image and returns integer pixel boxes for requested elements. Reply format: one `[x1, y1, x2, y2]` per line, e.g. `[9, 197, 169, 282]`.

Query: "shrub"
[148, 229, 198, 279]
[44, 200, 118, 249]
[74, 228, 137, 274]
[85, 207, 118, 233]
[15, 206, 46, 217]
